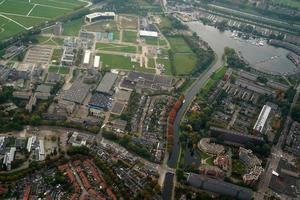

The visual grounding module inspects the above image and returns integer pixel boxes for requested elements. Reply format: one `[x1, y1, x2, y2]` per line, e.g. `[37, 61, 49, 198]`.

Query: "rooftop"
[63, 80, 91, 104]
[96, 72, 118, 94]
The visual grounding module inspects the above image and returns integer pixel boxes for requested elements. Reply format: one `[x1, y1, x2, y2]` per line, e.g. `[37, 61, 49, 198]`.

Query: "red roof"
[22, 185, 31, 200]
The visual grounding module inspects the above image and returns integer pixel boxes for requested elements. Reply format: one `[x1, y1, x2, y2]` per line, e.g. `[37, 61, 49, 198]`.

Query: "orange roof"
[22, 185, 31, 200]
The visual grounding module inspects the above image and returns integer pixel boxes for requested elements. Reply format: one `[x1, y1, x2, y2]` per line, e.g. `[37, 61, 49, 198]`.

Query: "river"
[188, 22, 297, 75]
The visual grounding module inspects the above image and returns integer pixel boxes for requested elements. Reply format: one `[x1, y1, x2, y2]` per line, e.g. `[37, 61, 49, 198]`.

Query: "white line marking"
[0, 12, 50, 20]
[0, 0, 6, 6]
[27, 4, 36, 16]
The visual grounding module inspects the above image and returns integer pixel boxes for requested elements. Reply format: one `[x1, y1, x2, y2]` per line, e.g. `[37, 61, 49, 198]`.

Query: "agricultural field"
[122, 30, 138, 43]
[0, 0, 87, 40]
[96, 43, 137, 53]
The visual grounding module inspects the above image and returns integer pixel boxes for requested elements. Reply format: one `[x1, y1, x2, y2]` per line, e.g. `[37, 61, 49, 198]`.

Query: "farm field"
[96, 43, 137, 53]
[0, 0, 87, 40]
[123, 30, 138, 43]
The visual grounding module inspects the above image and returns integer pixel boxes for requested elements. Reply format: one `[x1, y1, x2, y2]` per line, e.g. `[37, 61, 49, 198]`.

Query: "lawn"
[148, 58, 155, 68]
[48, 66, 70, 75]
[113, 31, 120, 40]
[144, 37, 167, 46]
[63, 18, 83, 36]
[84, 21, 118, 32]
[0, 16, 24, 40]
[272, 0, 300, 9]
[29, 5, 69, 18]
[168, 37, 193, 53]
[211, 66, 227, 80]
[96, 43, 137, 53]
[232, 159, 246, 177]
[51, 48, 63, 63]
[173, 53, 197, 75]
[120, 15, 138, 29]
[99, 53, 155, 73]
[35, 36, 64, 46]
[123, 30, 138, 43]
[157, 58, 172, 75]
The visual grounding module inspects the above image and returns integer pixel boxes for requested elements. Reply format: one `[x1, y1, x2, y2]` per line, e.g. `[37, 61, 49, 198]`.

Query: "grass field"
[99, 53, 154, 73]
[0, 0, 87, 40]
[144, 37, 167, 46]
[168, 37, 193, 53]
[113, 31, 120, 40]
[120, 15, 138, 29]
[48, 66, 70, 75]
[272, 0, 300, 9]
[84, 20, 118, 32]
[36, 36, 64, 46]
[51, 48, 63, 63]
[156, 58, 172, 75]
[123, 30, 138, 43]
[148, 58, 155, 68]
[96, 43, 137, 53]
[63, 18, 83, 36]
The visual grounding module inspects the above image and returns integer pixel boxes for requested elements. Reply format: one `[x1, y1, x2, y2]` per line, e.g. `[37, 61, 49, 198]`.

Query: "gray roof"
[63, 80, 91, 104]
[96, 72, 118, 94]
[47, 73, 61, 83]
[187, 173, 253, 200]
[115, 90, 131, 102]
[36, 85, 52, 93]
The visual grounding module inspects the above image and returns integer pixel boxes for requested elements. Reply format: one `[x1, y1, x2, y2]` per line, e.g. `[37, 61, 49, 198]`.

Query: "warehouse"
[83, 50, 91, 65]
[88, 93, 112, 110]
[96, 72, 118, 95]
[94, 56, 100, 68]
[85, 12, 116, 23]
[253, 105, 272, 134]
[139, 30, 158, 38]
[63, 80, 91, 104]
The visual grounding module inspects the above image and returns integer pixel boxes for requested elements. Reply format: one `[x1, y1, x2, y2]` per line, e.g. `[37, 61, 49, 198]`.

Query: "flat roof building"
[3, 147, 16, 171]
[253, 105, 272, 133]
[139, 30, 158, 37]
[63, 80, 91, 104]
[96, 72, 118, 94]
[85, 12, 116, 23]
[94, 56, 100, 68]
[83, 50, 91, 65]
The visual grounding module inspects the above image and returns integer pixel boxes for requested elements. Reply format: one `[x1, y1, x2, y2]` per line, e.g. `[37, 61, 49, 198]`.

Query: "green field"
[168, 37, 193, 53]
[36, 36, 64, 46]
[113, 31, 120, 40]
[120, 15, 138, 29]
[148, 58, 155, 68]
[99, 53, 154, 73]
[84, 20, 118, 32]
[123, 30, 138, 43]
[0, 0, 87, 40]
[272, 0, 300, 9]
[51, 48, 63, 63]
[48, 66, 70, 75]
[63, 18, 83, 36]
[96, 43, 137, 53]
[144, 37, 167, 46]
[157, 58, 172, 75]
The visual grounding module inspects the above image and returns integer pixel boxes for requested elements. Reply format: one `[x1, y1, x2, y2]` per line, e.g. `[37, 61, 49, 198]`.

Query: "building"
[199, 165, 224, 178]
[214, 154, 230, 171]
[27, 136, 37, 152]
[94, 56, 100, 68]
[187, 173, 253, 200]
[85, 12, 116, 23]
[3, 147, 16, 171]
[63, 80, 91, 104]
[13, 91, 32, 99]
[88, 93, 112, 110]
[139, 30, 158, 38]
[253, 105, 272, 134]
[243, 166, 264, 185]
[209, 126, 265, 146]
[114, 89, 132, 103]
[38, 140, 45, 161]
[96, 72, 118, 95]
[198, 138, 225, 155]
[68, 132, 87, 146]
[83, 50, 91, 65]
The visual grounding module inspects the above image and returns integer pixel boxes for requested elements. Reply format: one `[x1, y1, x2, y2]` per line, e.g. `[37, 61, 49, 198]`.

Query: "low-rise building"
[198, 138, 225, 155]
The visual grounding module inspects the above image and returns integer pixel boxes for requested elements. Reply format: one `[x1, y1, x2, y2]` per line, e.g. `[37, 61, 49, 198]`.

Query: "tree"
[291, 103, 300, 122]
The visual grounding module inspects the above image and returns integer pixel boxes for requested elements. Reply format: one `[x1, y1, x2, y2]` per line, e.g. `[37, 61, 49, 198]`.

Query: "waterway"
[187, 22, 297, 75]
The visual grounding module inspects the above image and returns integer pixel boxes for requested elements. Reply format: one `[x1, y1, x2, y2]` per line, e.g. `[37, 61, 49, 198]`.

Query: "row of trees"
[167, 95, 184, 153]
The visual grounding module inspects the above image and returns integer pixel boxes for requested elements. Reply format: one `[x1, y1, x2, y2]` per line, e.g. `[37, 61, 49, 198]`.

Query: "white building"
[38, 139, 45, 161]
[253, 105, 272, 133]
[85, 12, 115, 23]
[94, 55, 100, 68]
[83, 50, 91, 65]
[139, 30, 158, 38]
[3, 147, 16, 171]
[26, 136, 36, 152]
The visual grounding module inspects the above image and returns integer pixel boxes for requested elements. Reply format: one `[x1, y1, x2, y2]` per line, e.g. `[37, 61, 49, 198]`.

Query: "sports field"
[0, 0, 87, 40]
[48, 66, 70, 75]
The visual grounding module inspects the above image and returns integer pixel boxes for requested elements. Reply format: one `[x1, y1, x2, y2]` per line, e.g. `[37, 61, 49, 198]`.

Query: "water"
[187, 22, 297, 75]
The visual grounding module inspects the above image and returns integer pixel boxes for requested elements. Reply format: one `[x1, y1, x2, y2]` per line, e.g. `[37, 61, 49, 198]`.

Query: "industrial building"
[139, 30, 158, 38]
[63, 80, 91, 104]
[83, 50, 91, 65]
[88, 93, 112, 110]
[94, 56, 100, 68]
[85, 12, 116, 23]
[253, 105, 272, 134]
[96, 72, 118, 95]
[3, 147, 16, 171]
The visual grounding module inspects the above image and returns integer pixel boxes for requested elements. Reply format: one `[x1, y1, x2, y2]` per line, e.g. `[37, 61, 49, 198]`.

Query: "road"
[257, 83, 300, 199]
